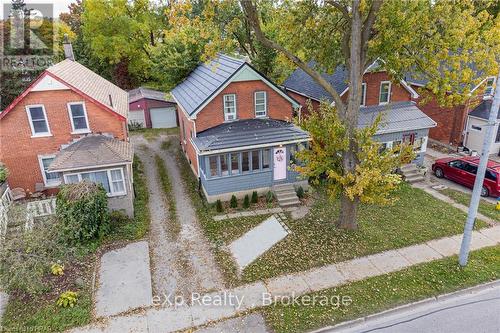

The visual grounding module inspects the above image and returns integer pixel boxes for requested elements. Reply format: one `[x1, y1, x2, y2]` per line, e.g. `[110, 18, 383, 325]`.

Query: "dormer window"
[361, 83, 367, 106]
[379, 81, 391, 105]
[223, 94, 237, 121]
[484, 77, 495, 98]
[255, 91, 267, 117]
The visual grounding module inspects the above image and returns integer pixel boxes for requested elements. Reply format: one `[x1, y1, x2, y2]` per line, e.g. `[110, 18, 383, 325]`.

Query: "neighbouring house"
[463, 100, 500, 156]
[128, 87, 177, 129]
[171, 54, 310, 202]
[0, 42, 134, 216]
[283, 64, 436, 165]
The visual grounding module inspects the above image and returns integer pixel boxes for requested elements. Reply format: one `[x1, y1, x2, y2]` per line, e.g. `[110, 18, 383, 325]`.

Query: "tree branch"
[325, 0, 350, 21]
[361, 0, 383, 73]
[240, 0, 346, 112]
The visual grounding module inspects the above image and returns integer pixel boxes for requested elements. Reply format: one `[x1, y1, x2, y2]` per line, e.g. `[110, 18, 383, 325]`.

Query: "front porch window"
[263, 149, 270, 169]
[64, 168, 126, 197]
[231, 153, 240, 175]
[242, 152, 250, 172]
[206, 148, 274, 178]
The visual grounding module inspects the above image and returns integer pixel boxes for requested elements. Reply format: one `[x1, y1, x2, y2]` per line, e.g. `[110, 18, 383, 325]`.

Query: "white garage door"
[128, 109, 146, 127]
[150, 107, 177, 129]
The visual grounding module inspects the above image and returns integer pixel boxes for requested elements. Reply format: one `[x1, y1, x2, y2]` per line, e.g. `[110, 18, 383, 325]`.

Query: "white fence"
[0, 186, 13, 240]
[25, 198, 57, 230]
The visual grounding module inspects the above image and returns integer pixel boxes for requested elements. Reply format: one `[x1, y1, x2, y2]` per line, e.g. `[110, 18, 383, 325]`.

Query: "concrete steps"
[401, 164, 425, 184]
[273, 184, 300, 207]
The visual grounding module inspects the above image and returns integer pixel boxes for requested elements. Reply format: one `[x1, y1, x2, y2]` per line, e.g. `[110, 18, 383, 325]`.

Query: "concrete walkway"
[71, 225, 500, 333]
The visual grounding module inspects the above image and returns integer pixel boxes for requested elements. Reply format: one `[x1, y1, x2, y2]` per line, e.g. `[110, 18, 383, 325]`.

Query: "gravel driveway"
[132, 135, 223, 301]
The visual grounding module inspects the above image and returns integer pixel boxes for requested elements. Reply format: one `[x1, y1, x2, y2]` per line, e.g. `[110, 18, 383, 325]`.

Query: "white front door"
[273, 147, 287, 181]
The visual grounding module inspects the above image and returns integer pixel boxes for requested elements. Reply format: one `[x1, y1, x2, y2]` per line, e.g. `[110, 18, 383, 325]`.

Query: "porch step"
[273, 184, 300, 208]
[400, 164, 425, 184]
[405, 174, 425, 184]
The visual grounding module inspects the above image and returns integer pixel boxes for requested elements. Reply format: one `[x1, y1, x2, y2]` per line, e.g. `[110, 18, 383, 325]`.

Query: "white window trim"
[67, 102, 91, 134]
[223, 94, 237, 121]
[63, 167, 127, 197]
[38, 154, 61, 187]
[361, 83, 367, 107]
[254, 91, 267, 117]
[26, 104, 52, 138]
[379, 81, 391, 105]
[483, 77, 496, 100]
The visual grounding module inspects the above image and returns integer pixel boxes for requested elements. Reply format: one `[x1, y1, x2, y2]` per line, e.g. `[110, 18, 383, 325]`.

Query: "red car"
[432, 156, 500, 197]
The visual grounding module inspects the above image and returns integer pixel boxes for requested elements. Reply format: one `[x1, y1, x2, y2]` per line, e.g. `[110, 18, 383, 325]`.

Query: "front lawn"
[441, 188, 500, 222]
[264, 245, 500, 333]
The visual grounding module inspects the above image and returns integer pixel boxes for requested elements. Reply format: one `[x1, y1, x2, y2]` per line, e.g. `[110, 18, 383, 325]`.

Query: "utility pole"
[459, 69, 500, 266]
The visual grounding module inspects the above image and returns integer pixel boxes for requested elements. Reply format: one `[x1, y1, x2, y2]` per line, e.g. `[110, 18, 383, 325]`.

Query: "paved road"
[324, 284, 500, 333]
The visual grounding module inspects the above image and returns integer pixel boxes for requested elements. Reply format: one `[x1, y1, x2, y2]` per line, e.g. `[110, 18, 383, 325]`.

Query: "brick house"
[283, 64, 436, 165]
[0, 51, 134, 216]
[171, 54, 310, 202]
[128, 87, 177, 129]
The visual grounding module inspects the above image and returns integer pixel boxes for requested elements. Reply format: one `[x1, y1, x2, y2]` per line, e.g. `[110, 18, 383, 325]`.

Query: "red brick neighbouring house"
[128, 87, 177, 129]
[0, 49, 134, 215]
[171, 54, 310, 202]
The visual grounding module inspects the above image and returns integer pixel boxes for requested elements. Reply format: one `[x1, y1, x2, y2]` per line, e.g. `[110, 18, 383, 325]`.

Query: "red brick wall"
[129, 98, 177, 128]
[177, 106, 198, 176]
[286, 91, 321, 117]
[0, 89, 127, 193]
[195, 80, 295, 132]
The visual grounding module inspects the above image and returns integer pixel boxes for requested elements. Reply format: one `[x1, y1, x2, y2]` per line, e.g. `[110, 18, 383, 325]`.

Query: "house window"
[209, 156, 218, 177]
[379, 81, 391, 105]
[223, 94, 237, 121]
[68, 102, 89, 133]
[27, 105, 50, 136]
[495, 125, 500, 143]
[38, 155, 61, 187]
[471, 125, 482, 131]
[255, 91, 267, 117]
[252, 150, 260, 170]
[64, 168, 126, 196]
[221, 154, 229, 176]
[262, 149, 270, 169]
[361, 83, 367, 106]
[242, 152, 250, 172]
[485, 77, 495, 97]
[231, 153, 240, 175]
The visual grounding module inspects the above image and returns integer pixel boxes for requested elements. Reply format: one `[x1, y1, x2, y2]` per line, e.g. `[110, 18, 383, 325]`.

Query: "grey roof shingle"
[46, 59, 128, 118]
[48, 135, 133, 172]
[469, 100, 500, 120]
[192, 119, 310, 152]
[360, 102, 437, 135]
[283, 64, 349, 102]
[128, 87, 175, 104]
[171, 54, 245, 116]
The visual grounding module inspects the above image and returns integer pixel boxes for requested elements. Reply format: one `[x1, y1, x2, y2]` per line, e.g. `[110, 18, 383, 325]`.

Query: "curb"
[309, 279, 500, 333]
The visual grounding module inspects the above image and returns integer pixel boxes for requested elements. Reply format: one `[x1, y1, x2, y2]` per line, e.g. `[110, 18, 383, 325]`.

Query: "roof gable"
[172, 54, 299, 118]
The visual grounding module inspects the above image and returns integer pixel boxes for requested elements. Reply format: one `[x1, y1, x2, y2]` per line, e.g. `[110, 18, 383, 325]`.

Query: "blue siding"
[373, 128, 429, 166]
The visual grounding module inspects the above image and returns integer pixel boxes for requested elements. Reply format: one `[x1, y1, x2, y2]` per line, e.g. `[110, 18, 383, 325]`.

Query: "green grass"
[129, 127, 179, 141]
[441, 188, 500, 222]
[264, 245, 500, 333]
[240, 184, 487, 284]
[155, 154, 180, 238]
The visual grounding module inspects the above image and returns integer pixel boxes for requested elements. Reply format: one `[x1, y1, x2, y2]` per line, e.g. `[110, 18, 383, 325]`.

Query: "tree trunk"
[337, 194, 359, 230]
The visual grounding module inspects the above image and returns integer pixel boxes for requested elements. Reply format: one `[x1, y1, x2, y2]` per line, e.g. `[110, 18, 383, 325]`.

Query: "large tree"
[237, 0, 499, 229]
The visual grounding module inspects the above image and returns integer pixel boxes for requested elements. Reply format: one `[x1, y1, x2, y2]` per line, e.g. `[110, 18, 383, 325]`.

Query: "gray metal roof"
[469, 100, 499, 120]
[48, 135, 133, 172]
[283, 64, 349, 102]
[128, 87, 175, 104]
[171, 54, 245, 116]
[192, 119, 310, 153]
[359, 102, 437, 135]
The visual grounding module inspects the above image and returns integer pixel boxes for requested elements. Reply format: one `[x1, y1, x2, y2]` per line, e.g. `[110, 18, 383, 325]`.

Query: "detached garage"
[464, 100, 500, 156]
[128, 87, 178, 129]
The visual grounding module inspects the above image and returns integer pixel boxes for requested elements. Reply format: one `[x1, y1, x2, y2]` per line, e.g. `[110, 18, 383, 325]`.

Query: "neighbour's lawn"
[441, 188, 500, 222]
[129, 127, 179, 141]
[264, 245, 500, 333]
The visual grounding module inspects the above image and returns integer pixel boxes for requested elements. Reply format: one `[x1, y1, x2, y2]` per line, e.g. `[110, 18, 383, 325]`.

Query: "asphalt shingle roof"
[192, 119, 310, 152]
[171, 54, 245, 116]
[46, 59, 128, 118]
[469, 100, 500, 120]
[48, 135, 133, 172]
[128, 87, 175, 104]
[360, 102, 437, 135]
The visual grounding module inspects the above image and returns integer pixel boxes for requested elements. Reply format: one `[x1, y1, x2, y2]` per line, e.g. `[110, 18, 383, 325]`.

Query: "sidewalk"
[70, 224, 500, 333]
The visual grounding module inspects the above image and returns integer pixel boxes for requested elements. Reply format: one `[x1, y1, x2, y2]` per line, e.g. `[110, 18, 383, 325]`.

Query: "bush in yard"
[56, 291, 78, 308]
[128, 121, 143, 131]
[251, 191, 258, 204]
[50, 263, 65, 276]
[56, 181, 110, 244]
[266, 191, 274, 203]
[0, 163, 8, 183]
[215, 199, 223, 213]
[230, 195, 238, 208]
[296, 186, 305, 199]
[243, 195, 250, 209]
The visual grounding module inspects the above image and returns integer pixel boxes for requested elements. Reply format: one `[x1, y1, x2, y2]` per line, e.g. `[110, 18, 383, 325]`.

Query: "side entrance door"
[273, 147, 287, 181]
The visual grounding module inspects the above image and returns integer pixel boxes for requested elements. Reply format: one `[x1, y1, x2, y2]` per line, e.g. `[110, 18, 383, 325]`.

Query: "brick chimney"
[63, 34, 75, 61]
